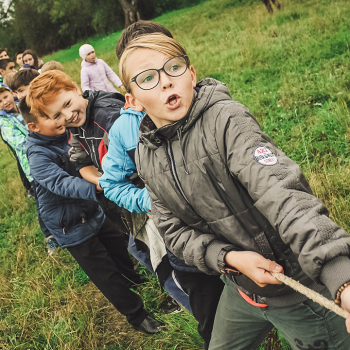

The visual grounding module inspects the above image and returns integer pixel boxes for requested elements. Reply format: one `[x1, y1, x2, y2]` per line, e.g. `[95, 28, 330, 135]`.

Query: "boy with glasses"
[119, 33, 350, 349]
[100, 21, 225, 348]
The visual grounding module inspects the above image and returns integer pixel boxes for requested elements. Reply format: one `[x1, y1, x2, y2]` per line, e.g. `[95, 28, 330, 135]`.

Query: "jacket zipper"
[164, 140, 191, 205]
[83, 128, 98, 167]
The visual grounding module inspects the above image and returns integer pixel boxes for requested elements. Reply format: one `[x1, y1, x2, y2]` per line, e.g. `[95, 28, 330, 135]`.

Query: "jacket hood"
[139, 78, 232, 150]
[120, 107, 145, 118]
[26, 131, 69, 152]
[81, 58, 99, 68]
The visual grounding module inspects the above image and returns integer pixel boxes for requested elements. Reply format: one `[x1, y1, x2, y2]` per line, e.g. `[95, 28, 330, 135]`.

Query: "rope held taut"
[272, 272, 350, 319]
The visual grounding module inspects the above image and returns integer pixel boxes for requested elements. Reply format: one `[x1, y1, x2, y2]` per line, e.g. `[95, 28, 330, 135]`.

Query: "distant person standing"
[79, 44, 124, 93]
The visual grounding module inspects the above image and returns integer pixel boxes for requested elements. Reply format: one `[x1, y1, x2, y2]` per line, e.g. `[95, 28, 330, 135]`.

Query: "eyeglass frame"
[128, 54, 190, 92]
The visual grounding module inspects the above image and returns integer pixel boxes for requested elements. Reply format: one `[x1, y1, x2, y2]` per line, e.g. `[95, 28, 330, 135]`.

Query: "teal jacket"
[0, 108, 33, 182]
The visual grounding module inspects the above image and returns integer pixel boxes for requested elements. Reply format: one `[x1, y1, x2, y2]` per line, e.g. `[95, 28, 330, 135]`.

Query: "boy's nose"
[160, 71, 173, 90]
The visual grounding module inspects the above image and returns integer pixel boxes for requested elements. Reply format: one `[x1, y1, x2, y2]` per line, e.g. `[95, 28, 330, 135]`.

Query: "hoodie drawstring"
[177, 129, 190, 175]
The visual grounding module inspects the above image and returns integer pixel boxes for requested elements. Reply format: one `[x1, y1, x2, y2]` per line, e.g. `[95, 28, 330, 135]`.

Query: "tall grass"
[1, 0, 350, 348]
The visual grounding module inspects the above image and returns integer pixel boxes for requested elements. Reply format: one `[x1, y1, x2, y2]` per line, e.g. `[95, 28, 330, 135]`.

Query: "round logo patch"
[254, 146, 278, 166]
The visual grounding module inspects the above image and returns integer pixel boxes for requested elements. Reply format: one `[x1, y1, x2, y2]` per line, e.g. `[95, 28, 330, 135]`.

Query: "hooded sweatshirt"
[0, 107, 32, 182]
[81, 58, 122, 93]
[136, 78, 350, 306]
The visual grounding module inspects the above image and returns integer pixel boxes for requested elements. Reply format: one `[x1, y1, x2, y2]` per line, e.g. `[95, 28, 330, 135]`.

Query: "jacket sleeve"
[147, 185, 237, 274]
[69, 133, 94, 171]
[99, 121, 151, 213]
[216, 102, 350, 298]
[81, 68, 90, 92]
[1, 125, 33, 182]
[28, 148, 98, 201]
[101, 60, 123, 88]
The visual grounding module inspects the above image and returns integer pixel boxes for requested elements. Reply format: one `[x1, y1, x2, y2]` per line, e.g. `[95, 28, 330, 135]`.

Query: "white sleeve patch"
[254, 146, 278, 166]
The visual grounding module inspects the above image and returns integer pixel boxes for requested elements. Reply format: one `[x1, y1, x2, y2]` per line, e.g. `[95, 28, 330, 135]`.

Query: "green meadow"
[1, 0, 350, 348]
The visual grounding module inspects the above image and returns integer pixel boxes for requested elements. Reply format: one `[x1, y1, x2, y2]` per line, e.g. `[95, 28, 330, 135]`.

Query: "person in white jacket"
[79, 44, 124, 93]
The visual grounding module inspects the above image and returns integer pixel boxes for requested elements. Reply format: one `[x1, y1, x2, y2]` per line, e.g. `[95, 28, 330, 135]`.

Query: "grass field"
[1, 0, 350, 348]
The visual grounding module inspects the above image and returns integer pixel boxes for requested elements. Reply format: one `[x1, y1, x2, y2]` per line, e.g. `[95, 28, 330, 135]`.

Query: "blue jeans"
[128, 235, 192, 312]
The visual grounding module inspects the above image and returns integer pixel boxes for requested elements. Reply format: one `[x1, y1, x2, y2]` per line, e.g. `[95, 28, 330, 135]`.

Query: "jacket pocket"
[60, 202, 83, 232]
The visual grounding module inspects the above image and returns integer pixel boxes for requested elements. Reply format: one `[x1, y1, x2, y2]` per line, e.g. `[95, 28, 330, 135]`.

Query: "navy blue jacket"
[26, 131, 105, 248]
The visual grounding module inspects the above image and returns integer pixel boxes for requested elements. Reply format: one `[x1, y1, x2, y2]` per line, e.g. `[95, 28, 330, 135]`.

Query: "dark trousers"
[175, 270, 224, 350]
[67, 217, 148, 326]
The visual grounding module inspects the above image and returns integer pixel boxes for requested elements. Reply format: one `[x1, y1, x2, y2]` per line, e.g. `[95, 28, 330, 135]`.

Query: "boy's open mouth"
[166, 94, 181, 109]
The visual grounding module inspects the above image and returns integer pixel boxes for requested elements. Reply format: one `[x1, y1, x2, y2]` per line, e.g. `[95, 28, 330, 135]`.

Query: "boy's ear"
[190, 65, 197, 88]
[27, 122, 39, 133]
[125, 93, 144, 112]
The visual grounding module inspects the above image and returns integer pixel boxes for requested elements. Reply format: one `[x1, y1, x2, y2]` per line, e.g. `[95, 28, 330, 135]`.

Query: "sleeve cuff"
[204, 240, 237, 273]
[319, 256, 350, 299]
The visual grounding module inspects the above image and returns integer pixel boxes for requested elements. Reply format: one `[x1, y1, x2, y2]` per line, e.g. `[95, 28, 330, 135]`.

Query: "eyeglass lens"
[136, 56, 188, 90]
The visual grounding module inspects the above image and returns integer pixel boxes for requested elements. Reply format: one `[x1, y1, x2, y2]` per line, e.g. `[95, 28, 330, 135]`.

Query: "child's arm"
[1, 126, 33, 182]
[149, 189, 282, 285]
[81, 68, 90, 92]
[79, 165, 102, 191]
[28, 148, 99, 200]
[101, 60, 123, 88]
[215, 103, 350, 299]
[99, 118, 151, 214]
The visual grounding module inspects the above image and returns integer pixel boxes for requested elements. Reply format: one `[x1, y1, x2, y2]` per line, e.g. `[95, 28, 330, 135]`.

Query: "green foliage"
[0, 0, 208, 57]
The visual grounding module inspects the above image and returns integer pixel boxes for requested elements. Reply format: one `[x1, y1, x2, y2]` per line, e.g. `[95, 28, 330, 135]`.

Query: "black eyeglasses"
[128, 55, 190, 91]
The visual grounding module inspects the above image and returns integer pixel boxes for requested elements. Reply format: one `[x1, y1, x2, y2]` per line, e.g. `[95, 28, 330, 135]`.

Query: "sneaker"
[161, 298, 183, 315]
[133, 315, 165, 334]
[45, 235, 59, 256]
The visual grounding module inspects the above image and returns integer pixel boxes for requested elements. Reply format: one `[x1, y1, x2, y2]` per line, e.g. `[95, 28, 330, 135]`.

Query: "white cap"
[79, 44, 94, 60]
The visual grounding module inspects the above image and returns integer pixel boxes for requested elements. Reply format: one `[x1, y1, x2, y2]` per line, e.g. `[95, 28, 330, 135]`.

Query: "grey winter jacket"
[136, 78, 350, 304]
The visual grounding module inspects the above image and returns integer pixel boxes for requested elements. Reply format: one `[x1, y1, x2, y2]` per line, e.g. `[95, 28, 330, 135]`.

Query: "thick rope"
[272, 272, 350, 319]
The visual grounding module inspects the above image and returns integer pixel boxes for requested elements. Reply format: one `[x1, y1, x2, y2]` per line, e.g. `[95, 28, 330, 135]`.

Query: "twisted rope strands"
[272, 272, 350, 319]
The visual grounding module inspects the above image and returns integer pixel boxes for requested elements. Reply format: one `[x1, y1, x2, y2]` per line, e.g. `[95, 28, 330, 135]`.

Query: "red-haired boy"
[26, 71, 164, 334]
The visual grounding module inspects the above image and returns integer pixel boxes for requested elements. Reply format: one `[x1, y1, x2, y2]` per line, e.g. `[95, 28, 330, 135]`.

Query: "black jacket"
[69, 90, 125, 173]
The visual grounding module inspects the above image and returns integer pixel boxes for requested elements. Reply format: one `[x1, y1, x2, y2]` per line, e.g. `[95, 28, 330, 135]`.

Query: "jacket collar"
[29, 131, 69, 146]
[139, 78, 232, 149]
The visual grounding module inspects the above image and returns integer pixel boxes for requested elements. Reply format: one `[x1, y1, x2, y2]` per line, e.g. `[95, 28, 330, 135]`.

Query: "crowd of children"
[1, 20, 350, 349]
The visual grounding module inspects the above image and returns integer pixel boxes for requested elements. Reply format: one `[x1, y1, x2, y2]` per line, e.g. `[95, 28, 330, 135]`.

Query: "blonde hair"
[119, 33, 187, 91]
[41, 60, 64, 73]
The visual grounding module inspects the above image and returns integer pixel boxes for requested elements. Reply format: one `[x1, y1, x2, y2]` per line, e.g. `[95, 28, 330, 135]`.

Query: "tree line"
[0, 0, 203, 57]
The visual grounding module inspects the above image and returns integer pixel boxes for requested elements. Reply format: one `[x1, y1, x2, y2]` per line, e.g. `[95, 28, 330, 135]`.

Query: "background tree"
[0, 0, 205, 57]
[118, 0, 141, 28]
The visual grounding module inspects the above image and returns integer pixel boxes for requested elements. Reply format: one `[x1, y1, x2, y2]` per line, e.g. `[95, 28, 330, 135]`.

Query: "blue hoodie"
[99, 108, 151, 214]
